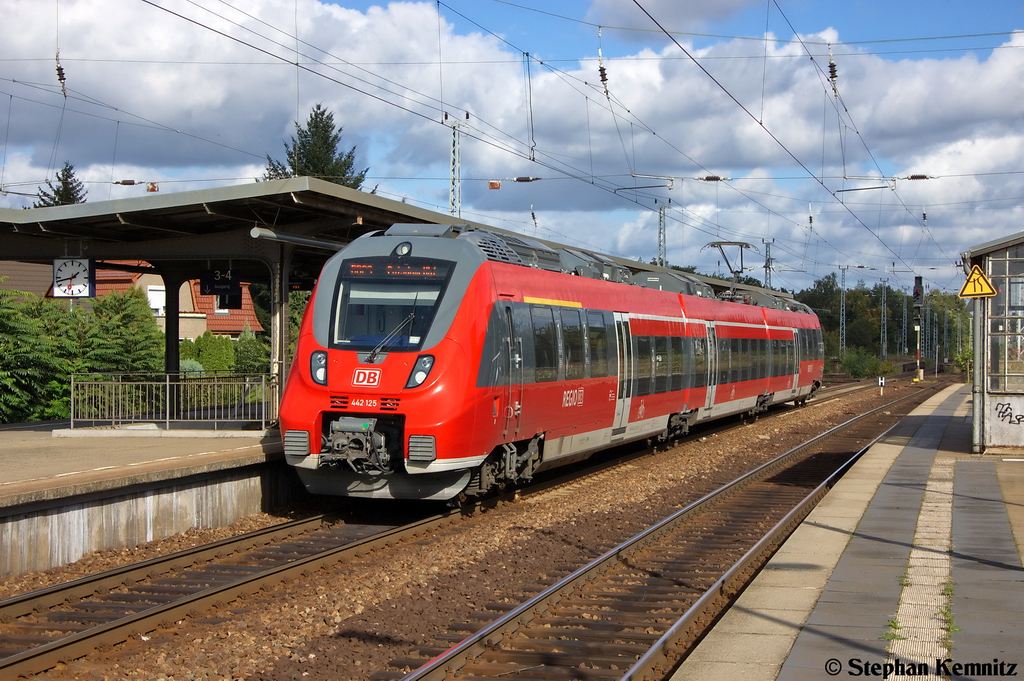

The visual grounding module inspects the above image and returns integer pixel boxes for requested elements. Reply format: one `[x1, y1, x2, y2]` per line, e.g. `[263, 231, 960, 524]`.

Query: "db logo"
[352, 368, 382, 387]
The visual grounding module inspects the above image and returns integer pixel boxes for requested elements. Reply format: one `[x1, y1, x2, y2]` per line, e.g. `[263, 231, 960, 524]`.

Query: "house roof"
[189, 281, 263, 334]
[0, 261, 53, 297]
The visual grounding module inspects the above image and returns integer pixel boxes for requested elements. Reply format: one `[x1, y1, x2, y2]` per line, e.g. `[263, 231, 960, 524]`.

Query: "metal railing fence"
[70, 372, 279, 430]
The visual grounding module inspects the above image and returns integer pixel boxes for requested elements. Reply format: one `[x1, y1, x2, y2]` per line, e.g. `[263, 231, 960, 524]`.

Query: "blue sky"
[325, 0, 1024, 61]
[3, 1, 1024, 294]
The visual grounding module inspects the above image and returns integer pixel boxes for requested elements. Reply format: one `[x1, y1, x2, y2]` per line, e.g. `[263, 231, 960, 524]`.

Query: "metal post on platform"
[913, 276, 924, 381]
[972, 297, 984, 453]
[915, 322, 923, 380]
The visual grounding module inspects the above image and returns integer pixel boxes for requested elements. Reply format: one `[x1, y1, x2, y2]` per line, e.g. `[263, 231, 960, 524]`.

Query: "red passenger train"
[279, 223, 824, 501]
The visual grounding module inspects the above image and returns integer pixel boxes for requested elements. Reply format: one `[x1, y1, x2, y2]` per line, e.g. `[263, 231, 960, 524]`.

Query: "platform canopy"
[1, 176, 791, 380]
[0, 177, 502, 377]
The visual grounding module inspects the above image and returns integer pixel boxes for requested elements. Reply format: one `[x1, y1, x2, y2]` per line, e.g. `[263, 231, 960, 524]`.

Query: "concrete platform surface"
[0, 425, 282, 508]
[672, 383, 1024, 681]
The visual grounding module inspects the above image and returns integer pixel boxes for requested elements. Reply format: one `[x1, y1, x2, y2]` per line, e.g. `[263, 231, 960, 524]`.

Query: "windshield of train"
[330, 256, 454, 351]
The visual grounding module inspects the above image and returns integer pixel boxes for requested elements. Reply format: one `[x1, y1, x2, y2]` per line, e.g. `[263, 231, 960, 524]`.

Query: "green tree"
[247, 285, 310, 359]
[263, 103, 367, 188]
[193, 330, 235, 373]
[0, 288, 55, 421]
[26, 297, 92, 418]
[179, 338, 199, 363]
[179, 358, 205, 377]
[235, 323, 270, 374]
[86, 288, 164, 374]
[34, 161, 88, 207]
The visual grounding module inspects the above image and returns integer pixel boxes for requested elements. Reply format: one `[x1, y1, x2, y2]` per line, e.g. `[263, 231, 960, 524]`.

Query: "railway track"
[375, 382, 942, 681]
[0, 377, 927, 678]
[0, 508, 461, 677]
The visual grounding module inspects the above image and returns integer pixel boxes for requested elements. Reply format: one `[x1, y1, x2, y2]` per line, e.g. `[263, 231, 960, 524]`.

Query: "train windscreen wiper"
[365, 311, 416, 364]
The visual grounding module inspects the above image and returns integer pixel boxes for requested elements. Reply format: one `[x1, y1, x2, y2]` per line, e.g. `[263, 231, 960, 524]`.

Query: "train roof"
[383, 223, 813, 316]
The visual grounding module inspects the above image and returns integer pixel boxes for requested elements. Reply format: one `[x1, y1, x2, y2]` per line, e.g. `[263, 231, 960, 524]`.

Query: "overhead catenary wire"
[771, 2, 959, 272]
[5, 0, 1010, 287]
[628, 0, 935, 288]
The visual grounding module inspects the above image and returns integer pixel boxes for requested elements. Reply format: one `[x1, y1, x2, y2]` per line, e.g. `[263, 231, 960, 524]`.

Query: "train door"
[503, 304, 524, 437]
[791, 328, 801, 393]
[612, 313, 632, 436]
[705, 325, 718, 409]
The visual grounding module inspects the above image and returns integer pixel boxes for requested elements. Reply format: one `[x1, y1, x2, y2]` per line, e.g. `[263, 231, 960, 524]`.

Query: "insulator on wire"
[827, 44, 838, 97]
[55, 53, 67, 98]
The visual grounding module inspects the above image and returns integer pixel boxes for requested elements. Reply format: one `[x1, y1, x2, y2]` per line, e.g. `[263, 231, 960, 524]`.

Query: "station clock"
[52, 258, 95, 298]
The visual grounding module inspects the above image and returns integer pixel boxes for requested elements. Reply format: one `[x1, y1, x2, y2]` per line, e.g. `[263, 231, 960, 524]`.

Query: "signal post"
[913, 276, 924, 381]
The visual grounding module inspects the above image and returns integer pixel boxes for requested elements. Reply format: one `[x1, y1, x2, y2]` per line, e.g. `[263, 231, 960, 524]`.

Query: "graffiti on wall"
[995, 402, 1024, 425]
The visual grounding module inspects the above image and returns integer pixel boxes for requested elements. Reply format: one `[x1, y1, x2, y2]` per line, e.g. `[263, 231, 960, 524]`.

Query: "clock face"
[53, 259, 93, 298]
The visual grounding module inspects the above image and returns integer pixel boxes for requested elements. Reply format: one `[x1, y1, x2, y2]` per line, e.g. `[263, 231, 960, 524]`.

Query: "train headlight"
[405, 354, 435, 388]
[310, 350, 328, 385]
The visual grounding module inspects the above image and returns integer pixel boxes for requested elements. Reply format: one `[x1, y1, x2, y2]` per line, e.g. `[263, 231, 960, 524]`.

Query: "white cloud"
[2, 1, 1022, 292]
[587, 0, 763, 35]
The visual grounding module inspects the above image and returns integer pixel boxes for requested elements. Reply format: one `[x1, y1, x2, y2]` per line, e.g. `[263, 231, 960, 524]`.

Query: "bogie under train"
[280, 224, 823, 501]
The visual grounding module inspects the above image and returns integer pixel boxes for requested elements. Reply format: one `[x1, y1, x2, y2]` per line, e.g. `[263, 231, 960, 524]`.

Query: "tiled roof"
[0, 259, 267, 336]
[189, 281, 264, 334]
[95, 265, 142, 297]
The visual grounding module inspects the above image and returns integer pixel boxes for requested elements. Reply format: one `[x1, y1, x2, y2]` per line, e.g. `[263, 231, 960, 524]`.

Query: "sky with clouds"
[2, 0, 1023, 295]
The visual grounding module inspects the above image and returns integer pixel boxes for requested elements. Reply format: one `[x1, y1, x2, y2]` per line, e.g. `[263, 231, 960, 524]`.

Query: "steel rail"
[622, 417, 903, 680]
[0, 509, 461, 677]
[0, 514, 330, 623]
[0, 376, 923, 677]
[397, 384, 938, 681]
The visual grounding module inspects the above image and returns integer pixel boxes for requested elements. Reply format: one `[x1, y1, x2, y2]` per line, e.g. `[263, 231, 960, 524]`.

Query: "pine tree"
[263, 103, 367, 188]
[34, 161, 88, 207]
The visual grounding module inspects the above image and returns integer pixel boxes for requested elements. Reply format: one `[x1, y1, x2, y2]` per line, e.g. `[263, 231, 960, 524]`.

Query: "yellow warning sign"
[958, 264, 997, 298]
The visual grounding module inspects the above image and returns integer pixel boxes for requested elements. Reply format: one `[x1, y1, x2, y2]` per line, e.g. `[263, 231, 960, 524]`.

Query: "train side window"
[717, 337, 729, 385]
[509, 304, 535, 383]
[475, 305, 510, 388]
[692, 336, 706, 388]
[734, 338, 742, 383]
[561, 309, 585, 380]
[734, 338, 742, 384]
[654, 336, 669, 393]
[587, 311, 610, 378]
[671, 336, 685, 391]
[530, 307, 558, 382]
[635, 336, 653, 396]
[739, 338, 748, 382]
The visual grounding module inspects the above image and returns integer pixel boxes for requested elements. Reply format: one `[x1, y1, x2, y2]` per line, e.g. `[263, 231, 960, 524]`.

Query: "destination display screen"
[343, 257, 452, 279]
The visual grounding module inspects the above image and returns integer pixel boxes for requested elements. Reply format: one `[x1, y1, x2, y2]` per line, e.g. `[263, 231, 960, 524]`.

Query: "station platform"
[0, 423, 282, 509]
[0, 424, 290, 577]
[673, 383, 1024, 680]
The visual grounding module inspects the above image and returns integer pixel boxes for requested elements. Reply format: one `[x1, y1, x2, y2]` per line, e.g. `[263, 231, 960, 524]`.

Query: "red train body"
[280, 224, 824, 500]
